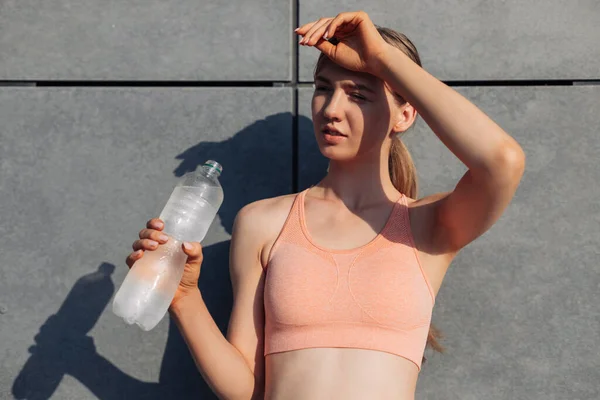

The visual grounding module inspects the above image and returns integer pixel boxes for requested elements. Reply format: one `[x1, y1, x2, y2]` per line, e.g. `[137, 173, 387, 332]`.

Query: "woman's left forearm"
[373, 45, 524, 177]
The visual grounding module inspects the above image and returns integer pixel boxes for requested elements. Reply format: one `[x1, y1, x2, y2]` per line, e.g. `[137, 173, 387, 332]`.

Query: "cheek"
[364, 106, 390, 133]
[311, 96, 324, 116]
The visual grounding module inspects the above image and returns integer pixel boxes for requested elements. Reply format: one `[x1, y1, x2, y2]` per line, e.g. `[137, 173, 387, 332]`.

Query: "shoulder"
[233, 193, 299, 267]
[235, 192, 297, 227]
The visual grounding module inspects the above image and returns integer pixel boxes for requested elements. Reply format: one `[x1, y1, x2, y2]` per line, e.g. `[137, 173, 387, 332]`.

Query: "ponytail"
[388, 136, 417, 199]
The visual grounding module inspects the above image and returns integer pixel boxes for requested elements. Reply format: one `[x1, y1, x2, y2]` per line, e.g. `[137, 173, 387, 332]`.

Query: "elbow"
[483, 141, 526, 184]
[221, 389, 257, 400]
[500, 143, 526, 180]
[219, 374, 260, 400]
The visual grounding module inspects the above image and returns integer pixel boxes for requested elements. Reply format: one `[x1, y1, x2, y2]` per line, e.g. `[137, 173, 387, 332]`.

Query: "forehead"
[315, 60, 380, 87]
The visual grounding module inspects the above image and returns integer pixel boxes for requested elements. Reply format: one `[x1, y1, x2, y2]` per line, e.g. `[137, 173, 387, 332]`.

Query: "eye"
[315, 85, 330, 92]
[351, 93, 367, 100]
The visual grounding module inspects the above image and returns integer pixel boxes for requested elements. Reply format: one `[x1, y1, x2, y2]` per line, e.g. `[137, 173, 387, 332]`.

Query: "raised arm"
[374, 43, 525, 253]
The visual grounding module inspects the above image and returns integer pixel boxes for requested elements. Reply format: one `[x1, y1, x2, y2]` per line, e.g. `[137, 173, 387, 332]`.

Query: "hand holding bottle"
[126, 217, 205, 308]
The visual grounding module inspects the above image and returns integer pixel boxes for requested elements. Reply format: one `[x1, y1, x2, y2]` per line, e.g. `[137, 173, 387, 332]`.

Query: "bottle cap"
[203, 160, 222, 176]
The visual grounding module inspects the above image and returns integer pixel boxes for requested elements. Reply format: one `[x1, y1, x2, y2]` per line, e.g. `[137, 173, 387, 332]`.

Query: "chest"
[264, 243, 433, 328]
[302, 204, 395, 252]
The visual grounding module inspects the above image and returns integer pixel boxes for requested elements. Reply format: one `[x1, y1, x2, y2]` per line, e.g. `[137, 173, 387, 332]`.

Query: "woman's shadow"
[12, 113, 327, 399]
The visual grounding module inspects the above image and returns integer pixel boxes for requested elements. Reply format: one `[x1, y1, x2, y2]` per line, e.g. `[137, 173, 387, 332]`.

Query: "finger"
[138, 228, 170, 244]
[182, 241, 204, 265]
[146, 218, 164, 230]
[324, 14, 346, 40]
[294, 20, 320, 35]
[303, 20, 333, 46]
[132, 238, 159, 251]
[300, 18, 333, 45]
[126, 250, 143, 268]
[325, 11, 361, 39]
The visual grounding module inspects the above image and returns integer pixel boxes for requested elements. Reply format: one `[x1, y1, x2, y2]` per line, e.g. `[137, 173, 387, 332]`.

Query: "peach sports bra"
[263, 188, 436, 370]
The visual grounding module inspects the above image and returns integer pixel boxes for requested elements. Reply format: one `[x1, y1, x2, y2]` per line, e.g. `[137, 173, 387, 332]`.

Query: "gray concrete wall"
[0, 1, 598, 400]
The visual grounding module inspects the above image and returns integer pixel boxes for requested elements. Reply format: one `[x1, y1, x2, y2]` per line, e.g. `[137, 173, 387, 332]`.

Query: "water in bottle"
[112, 160, 224, 331]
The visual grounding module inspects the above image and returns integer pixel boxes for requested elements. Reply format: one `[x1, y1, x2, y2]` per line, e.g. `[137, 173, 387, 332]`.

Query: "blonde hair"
[314, 27, 445, 365]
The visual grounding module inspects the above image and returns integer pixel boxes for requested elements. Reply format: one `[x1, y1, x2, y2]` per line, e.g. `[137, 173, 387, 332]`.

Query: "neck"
[314, 152, 400, 210]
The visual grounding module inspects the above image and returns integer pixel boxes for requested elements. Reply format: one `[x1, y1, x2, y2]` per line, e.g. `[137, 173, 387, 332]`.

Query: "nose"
[322, 90, 344, 122]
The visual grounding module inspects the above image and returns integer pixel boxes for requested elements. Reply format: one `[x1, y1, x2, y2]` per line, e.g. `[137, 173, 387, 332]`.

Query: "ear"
[392, 102, 417, 134]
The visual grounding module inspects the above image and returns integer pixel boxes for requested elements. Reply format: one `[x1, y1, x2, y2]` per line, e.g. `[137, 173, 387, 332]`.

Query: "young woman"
[127, 11, 525, 400]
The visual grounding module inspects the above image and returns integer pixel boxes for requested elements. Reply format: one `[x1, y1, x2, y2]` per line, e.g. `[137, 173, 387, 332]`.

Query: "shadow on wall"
[12, 113, 327, 399]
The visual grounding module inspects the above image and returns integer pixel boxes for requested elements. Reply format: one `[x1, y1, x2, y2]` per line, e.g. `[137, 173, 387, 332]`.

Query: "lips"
[322, 126, 346, 137]
[321, 125, 347, 145]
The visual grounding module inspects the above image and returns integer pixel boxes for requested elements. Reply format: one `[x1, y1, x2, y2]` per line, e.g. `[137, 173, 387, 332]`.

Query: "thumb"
[314, 37, 337, 60]
[182, 241, 203, 265]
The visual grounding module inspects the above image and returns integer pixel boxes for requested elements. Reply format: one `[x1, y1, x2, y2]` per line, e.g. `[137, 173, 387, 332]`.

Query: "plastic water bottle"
[112, 160, 224, 331]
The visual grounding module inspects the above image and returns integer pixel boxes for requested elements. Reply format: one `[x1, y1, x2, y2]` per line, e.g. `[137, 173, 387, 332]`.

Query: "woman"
[127, 11, 525, 400]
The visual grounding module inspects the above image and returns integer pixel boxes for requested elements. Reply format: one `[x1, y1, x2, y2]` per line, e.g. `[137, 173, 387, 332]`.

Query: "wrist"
[369, 44, 406, 79]
[168, 287, 203, 318]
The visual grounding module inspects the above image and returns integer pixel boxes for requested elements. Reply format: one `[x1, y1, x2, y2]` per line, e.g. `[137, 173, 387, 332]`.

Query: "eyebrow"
[315, 76, 376, 94]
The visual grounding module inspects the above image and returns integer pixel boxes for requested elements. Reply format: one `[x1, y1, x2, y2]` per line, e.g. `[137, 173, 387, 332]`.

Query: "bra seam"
[265, 192, 302, 271]
[402, 195, 436, 306]
[346, 250, 388, 325]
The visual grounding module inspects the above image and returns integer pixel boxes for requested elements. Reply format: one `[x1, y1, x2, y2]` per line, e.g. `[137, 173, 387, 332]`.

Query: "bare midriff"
[264, 347, 419, 400]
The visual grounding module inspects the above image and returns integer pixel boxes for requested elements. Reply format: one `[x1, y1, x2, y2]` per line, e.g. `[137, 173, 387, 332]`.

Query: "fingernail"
[135, 250, 142, 255]
[159, 234, 169, 242]
[183, 242, 192, 250]
[294, 27, 299, 32]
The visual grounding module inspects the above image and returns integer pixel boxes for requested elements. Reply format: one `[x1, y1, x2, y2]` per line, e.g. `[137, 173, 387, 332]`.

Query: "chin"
[317, 145, 355, 162]
[314, 133, 358, 161]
